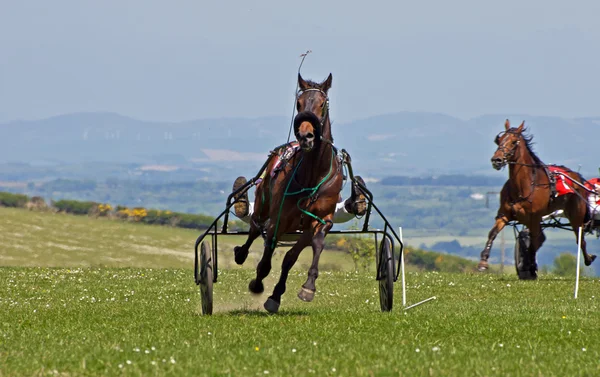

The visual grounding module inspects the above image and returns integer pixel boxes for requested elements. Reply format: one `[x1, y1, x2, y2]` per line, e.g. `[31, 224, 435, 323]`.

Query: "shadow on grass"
[491, 274, 592, 282]
[217, 308, 311, 317]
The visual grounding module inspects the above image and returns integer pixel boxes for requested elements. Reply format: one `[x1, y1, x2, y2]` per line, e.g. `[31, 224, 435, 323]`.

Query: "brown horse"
[478, 120, 596, 277]
[233, 73, 343, 313]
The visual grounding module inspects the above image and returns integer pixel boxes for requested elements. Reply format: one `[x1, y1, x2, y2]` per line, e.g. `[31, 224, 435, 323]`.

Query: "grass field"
[1, 268, 599, 376]
[1, 207, 600, 376]
[0, 207, 355, 271]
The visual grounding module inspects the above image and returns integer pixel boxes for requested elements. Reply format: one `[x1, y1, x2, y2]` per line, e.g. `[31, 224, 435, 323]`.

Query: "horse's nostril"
[306, 133, 314, 139]
[492, 158, 502, 164]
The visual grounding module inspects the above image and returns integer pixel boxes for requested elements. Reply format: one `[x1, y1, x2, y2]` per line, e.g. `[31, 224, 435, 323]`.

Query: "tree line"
[0, 191, 245, 231]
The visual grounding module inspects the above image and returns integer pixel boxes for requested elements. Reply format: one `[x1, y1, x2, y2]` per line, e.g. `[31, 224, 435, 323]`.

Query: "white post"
[500, 229, 505, 274]
[574, 226, 582, 299]
[399, 227, 406, 307]
[404, 296, 437, 311]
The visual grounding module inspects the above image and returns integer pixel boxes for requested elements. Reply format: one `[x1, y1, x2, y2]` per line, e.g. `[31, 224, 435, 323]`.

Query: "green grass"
[1, 269, 599, 376]
[1, 207, 600, 376]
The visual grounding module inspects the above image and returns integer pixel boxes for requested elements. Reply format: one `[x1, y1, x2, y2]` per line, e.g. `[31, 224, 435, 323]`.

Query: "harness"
[269, 87, 338, 249]
[494, 130, 593, 221]
[270, 144, 339, 249]
[495, 130, 556, 207]
[270, 142, 301, 178]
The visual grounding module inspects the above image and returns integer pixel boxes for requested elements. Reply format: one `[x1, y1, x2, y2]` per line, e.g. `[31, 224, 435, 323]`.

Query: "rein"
[500, 133, 597, 211]
[507, 162, 539, 205]
[497, 131, 538, 205]
[271, 83, 334, 249]
[270, 143, 337, 249]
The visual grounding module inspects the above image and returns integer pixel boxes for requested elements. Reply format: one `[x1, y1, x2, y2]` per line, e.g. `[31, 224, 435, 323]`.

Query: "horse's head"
[491, 119, 525, 170]
[293, 73, 332, 152]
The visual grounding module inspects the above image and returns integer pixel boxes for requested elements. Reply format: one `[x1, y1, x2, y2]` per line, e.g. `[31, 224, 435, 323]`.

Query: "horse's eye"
[296, 102, 301, 111]
[494, 136, 500, 145]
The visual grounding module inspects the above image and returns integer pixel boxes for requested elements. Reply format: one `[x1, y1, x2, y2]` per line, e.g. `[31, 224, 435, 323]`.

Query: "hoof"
[297, 287, 315, 302]
[517, 270, 537, 280]
[477, 261, 489, 272]
[234, 246, 248, 265]
[585, 254, 597, 266]
[264, 298, 280, 314]
[248, 279, 264, 294]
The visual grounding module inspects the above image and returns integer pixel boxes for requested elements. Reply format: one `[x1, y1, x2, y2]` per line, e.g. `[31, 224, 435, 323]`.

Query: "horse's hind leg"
[565, 198, 597, 266]
[478, 215, 509, 271]
[264, 233, 312, 313]
[570, 222, 596, 266]
[298, 217, 333, 302]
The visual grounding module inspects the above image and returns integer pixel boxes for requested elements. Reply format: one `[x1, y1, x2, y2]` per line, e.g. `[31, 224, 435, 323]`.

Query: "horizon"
[2, 1, 600, 124]
[3, 109, 600, 125]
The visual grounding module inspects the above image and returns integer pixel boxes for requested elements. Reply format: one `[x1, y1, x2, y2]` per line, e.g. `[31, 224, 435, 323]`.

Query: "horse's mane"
[512, 127, 544, 166]
[514, 127, 587, 182]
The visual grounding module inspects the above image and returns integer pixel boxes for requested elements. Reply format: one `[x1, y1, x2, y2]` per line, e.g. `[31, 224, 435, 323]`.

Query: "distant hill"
[2, 112, 599, 179]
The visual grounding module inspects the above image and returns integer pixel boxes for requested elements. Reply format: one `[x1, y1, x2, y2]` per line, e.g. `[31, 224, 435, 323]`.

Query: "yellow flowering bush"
[97, 203, 112, 216]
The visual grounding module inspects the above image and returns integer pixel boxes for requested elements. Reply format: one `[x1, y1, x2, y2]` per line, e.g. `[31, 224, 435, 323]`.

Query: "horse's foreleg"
[478, 215, 509, 271]
[234, 185, 269, 265]
[234, 221, 261, 265]
[249, 224, 279, 294]
[264, 232, 312, 313]
[298, 217, 333, 302]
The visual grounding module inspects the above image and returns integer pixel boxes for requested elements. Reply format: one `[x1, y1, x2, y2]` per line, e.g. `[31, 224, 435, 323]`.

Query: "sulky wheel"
[378, 237, 394, 312]
[198, 241, 214, 315]
[514, 229, 537, 280]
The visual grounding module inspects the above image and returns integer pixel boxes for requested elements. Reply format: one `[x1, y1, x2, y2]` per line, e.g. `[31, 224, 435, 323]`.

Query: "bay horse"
[478, 120, 596, 278]
[233, 73, 343, 313]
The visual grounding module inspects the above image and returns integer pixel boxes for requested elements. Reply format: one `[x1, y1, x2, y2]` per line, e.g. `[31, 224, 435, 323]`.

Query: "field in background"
[5, 176, 600, 276]
[0, 207, 356, 271]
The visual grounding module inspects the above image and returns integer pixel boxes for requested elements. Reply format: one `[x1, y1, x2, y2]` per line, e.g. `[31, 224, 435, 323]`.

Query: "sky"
[1, 0, 599, 123]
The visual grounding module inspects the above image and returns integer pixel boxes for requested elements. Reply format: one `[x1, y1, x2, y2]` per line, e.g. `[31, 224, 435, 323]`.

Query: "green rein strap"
[271, 147, 336, 249]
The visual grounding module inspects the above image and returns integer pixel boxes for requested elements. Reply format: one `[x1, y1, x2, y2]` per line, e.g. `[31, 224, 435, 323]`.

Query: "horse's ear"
[298, 73, 310, 91]
[504, 119, 510, 130]
[517, 121, 525, 133]
[320, 73, 333, 93]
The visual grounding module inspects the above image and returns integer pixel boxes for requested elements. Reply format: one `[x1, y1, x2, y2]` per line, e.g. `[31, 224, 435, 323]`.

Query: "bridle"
[495, 129, 541, 206]
[297, 88, 329, 127]
[494, 130, 521, 165]
[294, 88, 331, 143]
